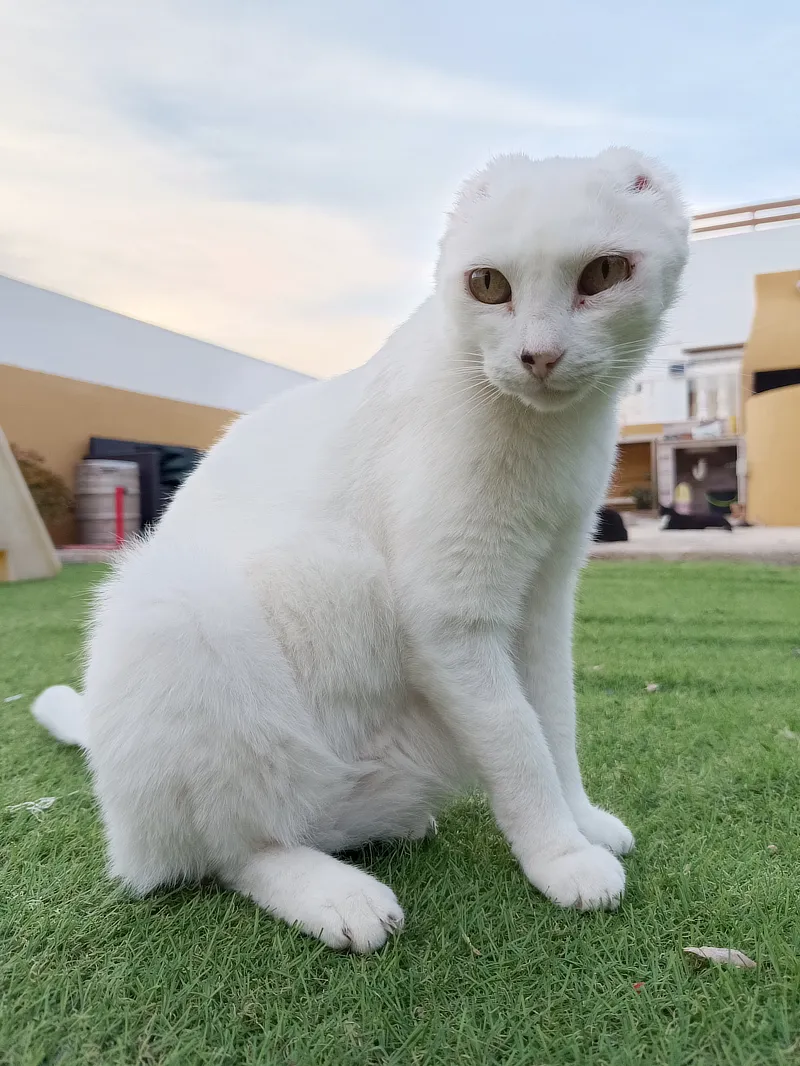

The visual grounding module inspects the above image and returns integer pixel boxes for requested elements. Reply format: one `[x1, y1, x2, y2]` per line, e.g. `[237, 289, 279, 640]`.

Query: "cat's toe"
[575, 806, 635, 855]
[526, 845, 626, 911]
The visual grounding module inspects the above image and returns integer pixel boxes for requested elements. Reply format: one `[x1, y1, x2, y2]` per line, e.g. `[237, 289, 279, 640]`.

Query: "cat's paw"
[526, 844, 626, 910]
[574, 806, 635, 856]
[304, 872, 405, 953]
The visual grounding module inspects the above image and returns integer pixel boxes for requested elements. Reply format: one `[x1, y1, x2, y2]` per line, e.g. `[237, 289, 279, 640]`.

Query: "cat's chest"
[474, 431, 609, 536]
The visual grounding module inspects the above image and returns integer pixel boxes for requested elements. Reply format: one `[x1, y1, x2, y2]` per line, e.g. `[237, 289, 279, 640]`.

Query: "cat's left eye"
[468, 268, 512, 305]
[578, 255, 632, 297]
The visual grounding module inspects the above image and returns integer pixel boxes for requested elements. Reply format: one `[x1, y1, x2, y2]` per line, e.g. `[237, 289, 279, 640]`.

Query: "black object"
[753, 367, 800, 395]
[594, 508, 628, 542]
[706, 489, 737, 517]
[659, 504, 733, 532]
[87, 437, 203, 532]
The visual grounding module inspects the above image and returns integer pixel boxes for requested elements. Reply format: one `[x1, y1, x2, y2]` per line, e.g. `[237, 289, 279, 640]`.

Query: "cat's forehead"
[442, 150, 686, 269]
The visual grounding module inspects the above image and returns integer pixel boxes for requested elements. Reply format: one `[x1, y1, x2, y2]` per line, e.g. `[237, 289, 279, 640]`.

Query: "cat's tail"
[31, 686, 89, 748]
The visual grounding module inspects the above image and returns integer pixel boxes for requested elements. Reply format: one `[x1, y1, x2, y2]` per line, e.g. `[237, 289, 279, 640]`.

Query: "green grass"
[2, 562, 799, 1066]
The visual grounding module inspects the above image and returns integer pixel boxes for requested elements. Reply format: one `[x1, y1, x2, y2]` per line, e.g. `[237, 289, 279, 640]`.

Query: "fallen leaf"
[3, 694, 24, 703]
[632, 982, 645, 993]
[646, 683, 660, 693]
[777, 727, 799, 741]
[767, 844, 779, 854]
[5, 797, 57, 816]
[684, 946, 756, 969]
[591, 665, 603, 671]
[461, 932, 481, 956]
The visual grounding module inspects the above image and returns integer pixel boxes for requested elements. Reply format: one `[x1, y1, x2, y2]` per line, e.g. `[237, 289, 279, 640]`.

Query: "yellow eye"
[467, 268, 512, 305]
[578, 255, 632, 297]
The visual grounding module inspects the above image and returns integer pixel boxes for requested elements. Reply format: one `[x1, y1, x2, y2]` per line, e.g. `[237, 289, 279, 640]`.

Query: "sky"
[1, 0, 798, 378]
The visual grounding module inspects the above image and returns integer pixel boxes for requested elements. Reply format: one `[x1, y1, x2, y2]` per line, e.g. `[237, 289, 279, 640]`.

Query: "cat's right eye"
[467, 268, 512, 305]
[577, 255, 631, 297]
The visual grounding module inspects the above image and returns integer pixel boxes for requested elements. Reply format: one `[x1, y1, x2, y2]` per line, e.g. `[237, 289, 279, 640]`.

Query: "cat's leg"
[520, 542, 634, 857]
[226, 846, 404, 953]
[407, 609, 626, 910]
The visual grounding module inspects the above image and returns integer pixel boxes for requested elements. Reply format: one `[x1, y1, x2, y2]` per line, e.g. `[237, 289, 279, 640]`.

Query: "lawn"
[1, 562, 799, 1066]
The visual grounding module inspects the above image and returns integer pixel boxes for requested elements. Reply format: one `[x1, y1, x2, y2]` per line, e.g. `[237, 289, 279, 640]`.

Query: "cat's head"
[435, 148, 689, 412]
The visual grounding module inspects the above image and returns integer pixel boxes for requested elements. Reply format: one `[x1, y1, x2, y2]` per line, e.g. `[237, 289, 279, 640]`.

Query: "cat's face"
[436, 148, 689, 413]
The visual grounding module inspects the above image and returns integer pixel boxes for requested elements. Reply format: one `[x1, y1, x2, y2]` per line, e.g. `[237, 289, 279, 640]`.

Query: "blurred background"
[1, 0, 799, 555]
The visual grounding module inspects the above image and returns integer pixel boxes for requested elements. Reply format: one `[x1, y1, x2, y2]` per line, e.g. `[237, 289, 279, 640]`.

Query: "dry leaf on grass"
[646, 683, 660, 693]
[777, 727, 799, 741]
[684, 946, 756, 969]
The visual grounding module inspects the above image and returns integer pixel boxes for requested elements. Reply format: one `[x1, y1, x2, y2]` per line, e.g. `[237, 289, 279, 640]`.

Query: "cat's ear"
[599, 146, 682, 204]
[449, 170, 491, 224]
[449, 154, 531, 223]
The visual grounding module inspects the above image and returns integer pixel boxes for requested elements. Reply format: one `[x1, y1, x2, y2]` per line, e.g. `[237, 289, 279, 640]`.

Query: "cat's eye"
[468, 268, 512, 305]
[577, 255, 632, 297]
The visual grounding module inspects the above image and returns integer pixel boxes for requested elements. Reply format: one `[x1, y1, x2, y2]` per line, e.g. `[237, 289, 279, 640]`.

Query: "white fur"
[34, 148, 688, 951]
[31, 685, 88, 747]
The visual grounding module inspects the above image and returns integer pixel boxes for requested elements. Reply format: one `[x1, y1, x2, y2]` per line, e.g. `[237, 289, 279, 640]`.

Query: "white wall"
[622, 223, 800, 427]
[0, 274, 311, 412]
[664, 224, 800, 348]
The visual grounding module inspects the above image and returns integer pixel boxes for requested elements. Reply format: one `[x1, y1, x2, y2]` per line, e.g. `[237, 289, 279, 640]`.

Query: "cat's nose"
[520, 349, 564, 380]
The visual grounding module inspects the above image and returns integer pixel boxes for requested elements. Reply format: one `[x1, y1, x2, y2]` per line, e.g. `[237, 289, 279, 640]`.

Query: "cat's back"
[159, 359, 378, 545]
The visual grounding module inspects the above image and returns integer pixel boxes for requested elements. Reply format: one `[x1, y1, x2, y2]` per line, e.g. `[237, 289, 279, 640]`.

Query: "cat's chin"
[509, 382, 592, 413]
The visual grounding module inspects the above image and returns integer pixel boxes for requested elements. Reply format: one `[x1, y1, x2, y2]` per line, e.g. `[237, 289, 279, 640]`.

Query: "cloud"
[0, 3, 429, 376]
[0, 1, 668, 377]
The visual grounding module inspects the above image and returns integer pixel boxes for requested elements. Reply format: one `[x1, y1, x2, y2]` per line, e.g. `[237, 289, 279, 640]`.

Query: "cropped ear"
[597, 146, 683, 204]
[449, 169, 491, 224]
[448, 153, 533, 224]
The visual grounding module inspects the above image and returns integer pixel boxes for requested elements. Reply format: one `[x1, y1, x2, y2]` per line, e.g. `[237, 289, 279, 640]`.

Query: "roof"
[0, 273, 312, 413]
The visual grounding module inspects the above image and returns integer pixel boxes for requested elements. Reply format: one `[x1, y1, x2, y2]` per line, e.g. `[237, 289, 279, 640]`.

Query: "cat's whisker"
[446, 385, 501, 435]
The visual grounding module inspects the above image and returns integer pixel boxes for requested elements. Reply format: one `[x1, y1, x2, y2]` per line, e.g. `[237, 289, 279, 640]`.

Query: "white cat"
[33, 148, 689, 952]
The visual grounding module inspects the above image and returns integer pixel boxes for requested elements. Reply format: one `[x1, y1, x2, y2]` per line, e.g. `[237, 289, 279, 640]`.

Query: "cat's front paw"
[525, 844, 625, 911]
[575, 806, 635, 856]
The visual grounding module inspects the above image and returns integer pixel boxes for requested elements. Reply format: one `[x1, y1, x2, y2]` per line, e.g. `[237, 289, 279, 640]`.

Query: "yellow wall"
[0, 364, 239, 543]
[742, 269, 800, 525]
[609, 441, 653, 506]
[619, 423, 663, 439]
[741, 268, 800, 425]
[745, 385, 800, 526]
[743, 270, 800, 376]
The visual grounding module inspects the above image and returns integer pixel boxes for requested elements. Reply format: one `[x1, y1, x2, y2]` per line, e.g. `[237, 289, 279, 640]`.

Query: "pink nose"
[520, 349, 564, 380]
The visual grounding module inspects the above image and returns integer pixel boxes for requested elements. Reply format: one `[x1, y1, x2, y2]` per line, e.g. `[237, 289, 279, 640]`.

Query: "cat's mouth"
[519, 374, 594, 411]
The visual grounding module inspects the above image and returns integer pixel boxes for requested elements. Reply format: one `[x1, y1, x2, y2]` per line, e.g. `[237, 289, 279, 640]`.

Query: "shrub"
[10, 445, 74, 523]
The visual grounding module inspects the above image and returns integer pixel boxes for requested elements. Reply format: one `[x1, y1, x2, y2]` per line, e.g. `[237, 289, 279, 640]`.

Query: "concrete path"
[590, 516, 800, 564]
[59, 519, 800, 567]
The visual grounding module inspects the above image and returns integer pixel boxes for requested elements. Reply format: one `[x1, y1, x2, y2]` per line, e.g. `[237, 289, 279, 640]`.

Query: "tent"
[0, 425, 61, 581]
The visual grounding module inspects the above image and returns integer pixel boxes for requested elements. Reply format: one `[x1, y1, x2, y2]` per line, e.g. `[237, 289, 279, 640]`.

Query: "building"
[0, 274, 311, 543]
[612, 199, 800, 525]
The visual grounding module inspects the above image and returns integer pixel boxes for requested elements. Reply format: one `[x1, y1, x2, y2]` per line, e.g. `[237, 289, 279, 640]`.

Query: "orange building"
[0, 274, 311, 544]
